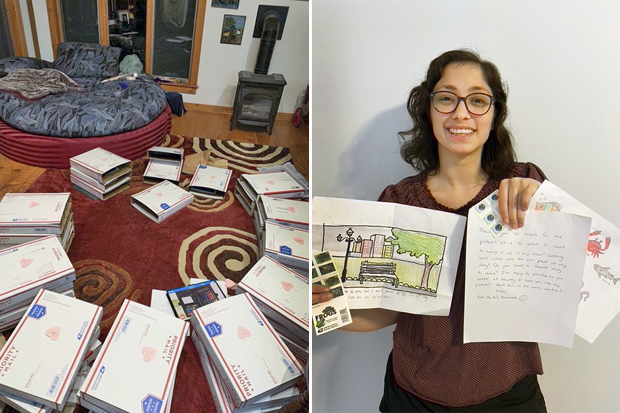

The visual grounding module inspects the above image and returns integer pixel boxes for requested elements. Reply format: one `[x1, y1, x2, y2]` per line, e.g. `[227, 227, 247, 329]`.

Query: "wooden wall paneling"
[25, 0, 40, 58]
[6, 0, 27, 56]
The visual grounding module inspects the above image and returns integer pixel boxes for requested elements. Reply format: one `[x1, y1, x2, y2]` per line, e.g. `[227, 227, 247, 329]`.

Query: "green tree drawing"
[386, 229, 444, 290]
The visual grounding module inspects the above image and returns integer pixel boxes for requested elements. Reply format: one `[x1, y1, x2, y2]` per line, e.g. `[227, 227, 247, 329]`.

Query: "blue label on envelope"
[160, 203, 170, 211]
[280, 245, 292, 255]
[142, 395, 163, 413]
[28, 304, 46, 319]
[199, 165, 207, 169]
[205, 322, 222, 338]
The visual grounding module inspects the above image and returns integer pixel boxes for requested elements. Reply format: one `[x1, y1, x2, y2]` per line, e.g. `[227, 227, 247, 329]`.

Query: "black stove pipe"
[254, 12, 280, 75]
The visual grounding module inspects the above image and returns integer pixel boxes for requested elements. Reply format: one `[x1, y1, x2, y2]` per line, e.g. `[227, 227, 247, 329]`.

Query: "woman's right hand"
[312, 284, 333, 305]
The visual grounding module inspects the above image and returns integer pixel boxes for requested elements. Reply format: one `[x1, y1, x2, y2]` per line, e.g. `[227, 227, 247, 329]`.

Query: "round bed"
[0, 43, 172, 169]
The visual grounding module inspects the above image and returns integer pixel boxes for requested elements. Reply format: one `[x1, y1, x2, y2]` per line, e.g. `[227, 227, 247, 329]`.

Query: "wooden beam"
[25, 0, 40, 58]
[45, 0, 63, 58]
[6, 0, 27, 56]
[98, 0, 108, 45]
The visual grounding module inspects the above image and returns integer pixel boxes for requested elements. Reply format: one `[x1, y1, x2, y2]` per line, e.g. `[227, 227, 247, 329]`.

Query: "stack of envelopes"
[69, 147, 132, 201]
[190, 293, 303, 412]
[0, 192, 74, 252]
[0, 236, 77, 332]
[0, 289, 102, 412]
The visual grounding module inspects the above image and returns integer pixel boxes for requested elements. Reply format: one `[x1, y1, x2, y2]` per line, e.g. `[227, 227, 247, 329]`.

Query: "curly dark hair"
[399, 49, 516, 179]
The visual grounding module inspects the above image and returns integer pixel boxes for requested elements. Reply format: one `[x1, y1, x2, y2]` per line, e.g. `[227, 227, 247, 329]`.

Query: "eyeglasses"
[430, 91, 495, 115]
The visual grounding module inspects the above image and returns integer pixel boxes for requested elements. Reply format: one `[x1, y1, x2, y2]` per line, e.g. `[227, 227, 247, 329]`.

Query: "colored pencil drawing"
[319, 224, 447, 296]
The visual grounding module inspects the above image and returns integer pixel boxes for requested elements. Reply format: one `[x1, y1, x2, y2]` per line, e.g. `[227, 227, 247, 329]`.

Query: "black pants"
[379, 353, 547, 412]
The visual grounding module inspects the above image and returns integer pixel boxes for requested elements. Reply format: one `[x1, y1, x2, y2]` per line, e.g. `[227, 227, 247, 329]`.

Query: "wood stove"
[230, 71, 286, 135]
[230, 10, 287, 135]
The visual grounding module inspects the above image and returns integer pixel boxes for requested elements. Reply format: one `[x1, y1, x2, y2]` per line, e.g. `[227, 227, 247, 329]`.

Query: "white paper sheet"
[464, 207, 591, 347]
[312, 197, 466, 316]
[530, 180, 620, 343]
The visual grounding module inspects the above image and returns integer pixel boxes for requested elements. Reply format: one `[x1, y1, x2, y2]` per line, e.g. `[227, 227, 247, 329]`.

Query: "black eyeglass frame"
[429, 91, 496, 115]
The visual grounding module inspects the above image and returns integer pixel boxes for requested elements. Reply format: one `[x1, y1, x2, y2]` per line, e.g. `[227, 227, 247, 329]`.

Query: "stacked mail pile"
[78, 299, 188, 413]
[190, 293, 304, 412]
[252, 195, 308, 243]
[234, 171, 305, 215]
[0, 289, 102, 412]
[69, 147, 132, 201]
[130, 180, 194, 223]
[0, 236, 77, 332]
[237, 256, 310, 364]
[260, 220, 309, 277]
[0, 192, 74, 252]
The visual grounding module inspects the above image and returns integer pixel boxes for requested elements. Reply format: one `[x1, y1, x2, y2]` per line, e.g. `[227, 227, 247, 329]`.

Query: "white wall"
[312, 1, 620, 412]
[187, 0, 309, 113]
[28, 0, 309, 113]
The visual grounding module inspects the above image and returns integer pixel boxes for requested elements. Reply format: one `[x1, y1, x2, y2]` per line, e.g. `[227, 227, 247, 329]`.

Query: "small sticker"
[142, 395, 163, 413]
[280, 245, 292, 255]
[205, 321, 222, 338]
[160, 203, 170, 211]
[28, 304, 46, 319]
[473, 190, 508, 238]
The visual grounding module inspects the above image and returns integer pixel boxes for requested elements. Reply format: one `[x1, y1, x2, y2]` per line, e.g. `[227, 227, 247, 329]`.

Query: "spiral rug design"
[15, 137, 294, 413]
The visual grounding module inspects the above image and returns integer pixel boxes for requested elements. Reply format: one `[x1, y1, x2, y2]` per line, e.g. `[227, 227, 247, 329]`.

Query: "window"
[0, 0, 27, 58]
[46, 0, 205, 94]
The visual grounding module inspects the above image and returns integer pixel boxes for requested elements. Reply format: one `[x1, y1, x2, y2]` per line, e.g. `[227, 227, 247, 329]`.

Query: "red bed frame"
[0, 105, 172, 169]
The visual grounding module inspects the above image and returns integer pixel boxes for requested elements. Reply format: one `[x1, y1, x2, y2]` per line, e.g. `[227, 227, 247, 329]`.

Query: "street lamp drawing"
[336, 228, 362, 282]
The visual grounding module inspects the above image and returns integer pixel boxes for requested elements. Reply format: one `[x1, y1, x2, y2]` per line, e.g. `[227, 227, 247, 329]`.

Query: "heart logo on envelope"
[45, 326, 61, 341]
[101, 158, 109, 162]
[155, 193, 163, 198]
[225, 278, 237, 289]
[281, 281, 294, 292]
[20, 258, 33, 268]
[286, 206, 296, 213]
[237, 325, 252, 339]
[293, 237, 304, 245]
[28, 202, 40, 208]
[141, 346, 157, 363]
[266, 180, 275, 186]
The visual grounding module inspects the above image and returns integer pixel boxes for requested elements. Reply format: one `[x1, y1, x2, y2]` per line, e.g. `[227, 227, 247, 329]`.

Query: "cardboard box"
[190, 293, 302, 409]
[69, 148, 132, 185]
[143, 159, 183, 185]
[0, 236, 76, 313]
[0, 290, 102, 410]
[0, 193, 71, 235]
[188, 165, 232, 200]
[130, 180, 194, 223]
[79, 299, 188, 413]
[263, 222, 309, 275]
[191, 331, 289, 413]
[237, 256, 309, 344]
[256, 196, 309, 230]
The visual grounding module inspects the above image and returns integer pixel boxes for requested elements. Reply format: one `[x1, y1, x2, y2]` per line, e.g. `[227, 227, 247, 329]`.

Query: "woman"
[313, 50, 547, 411]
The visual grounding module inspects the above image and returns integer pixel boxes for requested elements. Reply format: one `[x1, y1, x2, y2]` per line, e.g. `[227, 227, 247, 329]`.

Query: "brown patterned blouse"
[377, 162, 546, 407]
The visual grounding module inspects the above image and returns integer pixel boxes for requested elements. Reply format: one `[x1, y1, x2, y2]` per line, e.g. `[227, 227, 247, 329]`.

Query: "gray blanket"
[0, 68, 84, 100]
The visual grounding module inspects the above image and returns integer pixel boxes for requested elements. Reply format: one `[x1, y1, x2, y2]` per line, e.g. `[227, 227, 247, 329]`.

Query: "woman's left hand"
[498, 178, 541, 230]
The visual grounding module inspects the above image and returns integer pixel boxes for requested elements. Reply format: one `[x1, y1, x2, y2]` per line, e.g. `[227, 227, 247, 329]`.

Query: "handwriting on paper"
[475, 229, 570, 301]
[464, 208, 591, 347]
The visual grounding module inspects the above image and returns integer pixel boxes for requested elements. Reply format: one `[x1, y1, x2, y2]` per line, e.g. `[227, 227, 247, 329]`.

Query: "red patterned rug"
[3, 135, 293, 413]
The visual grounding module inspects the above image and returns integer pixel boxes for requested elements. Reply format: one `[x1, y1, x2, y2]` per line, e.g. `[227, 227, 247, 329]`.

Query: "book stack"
[69, 147, 132, 201]
[0, 192, 74, 252]
[78, 299, 188, 413]
[235, 171, 305, 215]
[188, 164, 233, 200]
[261, 221, 309, 277]
[0, 289, 102, 412]
[0, 235, 77, 332]
[237, 256, 309, 350]
[143, 146, 184, 185]
[131, 180, 194, 223]
[190, 293, 303, 412]
[253, 196, 309, 242]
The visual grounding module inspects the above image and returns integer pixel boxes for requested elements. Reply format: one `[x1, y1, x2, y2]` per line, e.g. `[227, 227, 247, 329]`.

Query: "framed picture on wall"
[212, 0, 239, 9]
[220, 15, 246, 45]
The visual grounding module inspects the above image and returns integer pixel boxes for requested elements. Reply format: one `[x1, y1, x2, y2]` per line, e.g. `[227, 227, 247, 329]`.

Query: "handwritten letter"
[464, 209, 591, 347]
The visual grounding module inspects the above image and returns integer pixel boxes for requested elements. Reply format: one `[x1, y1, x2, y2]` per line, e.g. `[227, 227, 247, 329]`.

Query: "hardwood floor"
[0, 106, 309, 199]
